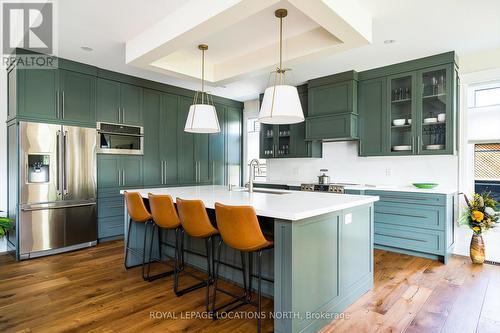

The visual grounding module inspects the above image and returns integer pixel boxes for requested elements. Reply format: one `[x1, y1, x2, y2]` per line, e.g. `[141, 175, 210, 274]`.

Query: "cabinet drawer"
[305, 114, 358, 141]
[374, 202, 444, 231]
[98, 197, 124, 218]
[97, 187, 122, 198]
[98, 216, 124, 239]
[366, 190, 446, 206]
[374, 224, 445, 255]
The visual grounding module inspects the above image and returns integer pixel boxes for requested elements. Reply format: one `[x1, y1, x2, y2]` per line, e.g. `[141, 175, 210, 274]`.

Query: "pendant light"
[184, 44, 220, 133]
[258, 9, 304, 125]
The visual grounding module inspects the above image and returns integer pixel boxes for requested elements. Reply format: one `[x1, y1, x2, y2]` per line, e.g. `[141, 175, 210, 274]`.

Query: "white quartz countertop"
[120, 185, 379, 221]
[255, 180, 457, 195]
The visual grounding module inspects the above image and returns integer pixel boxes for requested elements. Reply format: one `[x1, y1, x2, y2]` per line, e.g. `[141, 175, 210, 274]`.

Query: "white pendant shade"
[184, 103, 220, 133]
[258, 84, 304, 124]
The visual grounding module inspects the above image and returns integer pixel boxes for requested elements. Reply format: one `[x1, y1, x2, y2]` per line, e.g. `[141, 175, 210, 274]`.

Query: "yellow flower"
[472, 210, 484, 222]
[473, 226, 481, 232]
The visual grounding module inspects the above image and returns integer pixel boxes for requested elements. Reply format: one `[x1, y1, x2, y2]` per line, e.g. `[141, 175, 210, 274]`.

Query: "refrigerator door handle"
[63, 130, 69, 195]
[56, 130, 62, 195]
[21, 202, 96, 211]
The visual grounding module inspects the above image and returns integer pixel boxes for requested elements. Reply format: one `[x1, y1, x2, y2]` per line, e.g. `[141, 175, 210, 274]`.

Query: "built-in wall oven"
[97, 122, 144, 155]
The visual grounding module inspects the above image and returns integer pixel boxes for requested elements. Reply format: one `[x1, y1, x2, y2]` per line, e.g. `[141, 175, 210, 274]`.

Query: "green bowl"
[412, 183, 438, 189]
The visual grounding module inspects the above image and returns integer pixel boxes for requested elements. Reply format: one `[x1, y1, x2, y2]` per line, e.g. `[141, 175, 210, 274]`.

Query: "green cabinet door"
[59, 69, 96, 125]
[226, 106, 242, 186]
[210, 103, 226, 185]
[358, 78, 387, 156]
[178, 97, 196, 184]
[121, 155, 143, 187]
[308, 80, 357, 117]
[195, 133, 211, 183]
[121, 83, 143, 126]
[97, 78, 121, 123]
[415, 64, 454, 155]
[161, 93, 179, 185]
[18, 68, 58, 121]
[97, 155, 121, 188]
[143, 89, 162, 186]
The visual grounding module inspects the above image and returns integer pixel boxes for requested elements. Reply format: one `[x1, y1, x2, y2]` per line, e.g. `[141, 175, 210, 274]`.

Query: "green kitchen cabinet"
[15, 68, 59, 121]
[11, 67, 96, 126]
[358, 52, 458, 156]
[259, 87, 321, 159]
[358, 78, 387, 156]
[59, 69, 96, 125]
[161, 93, 179, 185]
[210, 103, 226, 185]
[177, 96, 210, 185]
[226, 106, 242, 185]
[143, 89, 163, 186]
[97, 155, 143, 188]
[143, 89, 179, 186]
[305, 71, 358, 141]
[97, 78, 143, 126]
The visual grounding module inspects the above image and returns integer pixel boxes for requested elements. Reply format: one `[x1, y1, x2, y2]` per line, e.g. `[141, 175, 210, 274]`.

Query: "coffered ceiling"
[126, 0, 371, 84]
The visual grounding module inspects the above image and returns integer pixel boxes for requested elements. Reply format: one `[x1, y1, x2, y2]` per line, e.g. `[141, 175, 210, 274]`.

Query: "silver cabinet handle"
[122, 170, 125, 186]
[417, 136, 421, 153]
[160, 161, 163, 184]
[118, 170, 122, 186]
[164, 161, 167, 185]
[411, 137, 415, 154]
[56, 130, 61, 195]
[118, 107, 121, 123]
[212, 161, 215, 185]
[62, 91, 65, 119]
[56, 91, 60, 118]
[161, 161, 165, 185]
[63, 130, 69, 195]
[122, 107, 125, 123]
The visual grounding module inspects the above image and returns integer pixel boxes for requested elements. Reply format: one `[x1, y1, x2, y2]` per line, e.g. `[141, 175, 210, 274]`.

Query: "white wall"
[265, 140, 459, 188]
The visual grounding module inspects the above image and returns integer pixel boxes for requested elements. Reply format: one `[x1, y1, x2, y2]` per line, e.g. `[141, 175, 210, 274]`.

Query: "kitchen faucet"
[246, 159, 262, 193]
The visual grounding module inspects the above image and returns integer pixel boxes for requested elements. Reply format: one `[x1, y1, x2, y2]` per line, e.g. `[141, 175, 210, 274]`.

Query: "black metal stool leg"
[257, 250, 263, 333]
[174, 230, 208, 297]
[248, 251, 253, 302]
[143, 224, 176, 282]
[211, 238, 223, 318]
[141, 221, 151, 280]
[124, 218, 133, 269]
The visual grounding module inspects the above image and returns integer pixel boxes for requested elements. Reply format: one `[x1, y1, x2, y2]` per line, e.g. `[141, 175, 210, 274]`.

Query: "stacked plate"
[425, 144, 445, 150]
[392, 145, 412, 151]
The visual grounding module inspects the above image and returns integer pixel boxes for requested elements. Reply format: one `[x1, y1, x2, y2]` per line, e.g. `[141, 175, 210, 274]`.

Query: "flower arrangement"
[460, 192, 499, 235]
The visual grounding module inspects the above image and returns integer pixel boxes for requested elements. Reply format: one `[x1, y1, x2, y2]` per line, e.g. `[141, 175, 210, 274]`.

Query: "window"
[469, 83, 500, 108]
[246, 117, 266, 180]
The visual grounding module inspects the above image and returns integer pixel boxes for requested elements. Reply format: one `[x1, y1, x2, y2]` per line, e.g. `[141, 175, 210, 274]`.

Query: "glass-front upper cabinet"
[388, 73, 416, 154]
[416, 65, 453, 154]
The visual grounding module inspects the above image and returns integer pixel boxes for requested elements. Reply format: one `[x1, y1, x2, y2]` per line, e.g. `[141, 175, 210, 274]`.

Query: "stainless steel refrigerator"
[18, 121, 97, 260]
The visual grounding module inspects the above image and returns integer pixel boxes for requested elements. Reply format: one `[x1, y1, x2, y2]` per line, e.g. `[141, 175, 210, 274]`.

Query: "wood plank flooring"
[0, 241, 499, 333]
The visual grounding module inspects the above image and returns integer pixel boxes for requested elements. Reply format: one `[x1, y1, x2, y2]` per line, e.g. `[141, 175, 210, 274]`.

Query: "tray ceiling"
[126, 0, 372, 84]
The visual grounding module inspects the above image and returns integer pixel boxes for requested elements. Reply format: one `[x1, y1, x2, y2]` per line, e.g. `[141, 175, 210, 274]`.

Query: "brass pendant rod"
[279, 16, 283, 72]
[201, 48, 205, 104]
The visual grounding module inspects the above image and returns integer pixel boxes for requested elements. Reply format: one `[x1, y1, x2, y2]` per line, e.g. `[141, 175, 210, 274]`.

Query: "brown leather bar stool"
[123, 191, 155, 281]
[175, 197, 219, 311]
[212, 203, 273, 333]
[146, 193, 182, 281]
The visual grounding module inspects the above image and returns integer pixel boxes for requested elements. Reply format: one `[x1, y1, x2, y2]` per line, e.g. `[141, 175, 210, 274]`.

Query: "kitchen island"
[121, 185, 379, 333]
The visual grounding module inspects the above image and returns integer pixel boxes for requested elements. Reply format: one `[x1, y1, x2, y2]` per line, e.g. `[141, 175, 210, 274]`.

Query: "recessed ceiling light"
[81, 46, 93, 51]
[384, 39, 396, 44]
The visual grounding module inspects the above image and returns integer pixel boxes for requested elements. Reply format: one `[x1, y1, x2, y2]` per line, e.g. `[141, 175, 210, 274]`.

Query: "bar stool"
[146, 193, 182, 281]
[212, 202, 273, 333]
[123, 191, 155, 281]
[175, 197, 219, 311]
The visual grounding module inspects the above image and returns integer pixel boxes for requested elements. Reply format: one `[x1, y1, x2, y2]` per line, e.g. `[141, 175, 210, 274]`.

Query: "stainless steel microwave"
[96, 122, 144, 155]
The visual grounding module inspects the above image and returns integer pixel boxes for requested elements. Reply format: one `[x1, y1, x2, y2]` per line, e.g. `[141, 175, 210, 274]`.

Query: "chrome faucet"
[247, 159, 262, 193]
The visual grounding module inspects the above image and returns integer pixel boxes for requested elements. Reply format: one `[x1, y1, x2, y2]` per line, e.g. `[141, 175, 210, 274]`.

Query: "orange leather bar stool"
[213, 203, 273, 333]
[123, 191, 155, 281]
[146, 193, 182, 281]
[175, 197, 219, 311]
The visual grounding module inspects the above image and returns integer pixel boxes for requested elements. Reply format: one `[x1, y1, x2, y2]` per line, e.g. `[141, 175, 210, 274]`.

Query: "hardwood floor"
[0, 241, 499, 333]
